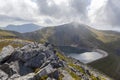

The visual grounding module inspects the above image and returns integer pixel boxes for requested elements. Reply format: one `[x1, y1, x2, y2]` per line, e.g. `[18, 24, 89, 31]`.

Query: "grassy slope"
[0, 39, 32, 52]
[24, 24, 104, 49]
[89, 29, 120, 80]
[0, 29, 23, 39]
[0, 29, 31, 52]
[90, 28, 120, 43]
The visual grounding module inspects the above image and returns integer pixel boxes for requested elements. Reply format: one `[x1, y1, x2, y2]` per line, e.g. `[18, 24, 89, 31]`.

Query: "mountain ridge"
[3, 23, 42, 33]
[0, 42, 111, 80]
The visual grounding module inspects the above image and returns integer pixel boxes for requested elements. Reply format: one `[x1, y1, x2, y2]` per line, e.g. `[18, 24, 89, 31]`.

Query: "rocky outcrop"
[0, 45, 14, 64]
[0, 42, 111, 80]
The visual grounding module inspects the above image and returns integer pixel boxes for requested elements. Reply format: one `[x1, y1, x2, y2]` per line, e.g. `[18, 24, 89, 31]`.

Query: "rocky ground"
[0, 42, 111, 80]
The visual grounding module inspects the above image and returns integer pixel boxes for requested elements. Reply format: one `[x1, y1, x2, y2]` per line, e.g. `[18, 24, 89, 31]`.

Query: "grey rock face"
[24, 53, 46, 68]
[0, 43, 62, 80]
[35, 64, 54, 79]
[0, 69, 8, 80]
[0, 42, 109, 80]
[0, 45, 14, 63]
[0, 63, 16, 77]
[8, 73, 35, 80]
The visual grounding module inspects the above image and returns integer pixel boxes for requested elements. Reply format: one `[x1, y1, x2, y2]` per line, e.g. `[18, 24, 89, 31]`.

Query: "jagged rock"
[48, 70, 60, 80]
[44, 42, 50, 47]
[24, 53, 46, 68]
[18, 50, 39, 62]
[8, 74, 20, 80]
[9, 73, 35, 80]
[46, 77, 56, 80]
[17, 61, 33, 76]
[0, 63, 16, 77]
[43, 50, 53, 58]
[62, 70, 73, 80]
[0, 69, 8, 80]
[85, 70, 91, 76]
[0, 61, 33, 76]
[50, 60, 64, 68]
[35, 64, 54, 79]
[0, 43, 110, 80]
[0, 45, 14, 64]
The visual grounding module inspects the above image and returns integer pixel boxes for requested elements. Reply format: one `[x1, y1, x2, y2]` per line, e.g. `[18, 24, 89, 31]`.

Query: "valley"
[0, 22, 120, 80]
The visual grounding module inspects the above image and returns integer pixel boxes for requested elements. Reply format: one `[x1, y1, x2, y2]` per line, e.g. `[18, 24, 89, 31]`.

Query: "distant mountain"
[3, 23, 42, 33]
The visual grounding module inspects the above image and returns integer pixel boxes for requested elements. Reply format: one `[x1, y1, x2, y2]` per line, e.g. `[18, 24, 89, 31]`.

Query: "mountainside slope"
[0, 29, 23, 39]
[23, 22, 120, 80]
[24, 23, 105, 49]
[0, 42, 110, 80]
[0, 29, 32, 52]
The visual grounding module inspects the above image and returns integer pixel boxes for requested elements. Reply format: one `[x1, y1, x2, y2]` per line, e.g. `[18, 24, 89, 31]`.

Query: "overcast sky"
[0, 0, 120, 31]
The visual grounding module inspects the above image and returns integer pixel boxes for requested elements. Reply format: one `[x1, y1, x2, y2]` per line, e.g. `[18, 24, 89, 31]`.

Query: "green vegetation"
[68, 63, 85, 73]
[0, 39, 31, 52]
[56, 52, 68, 61]
[39, 75, 48, 80]
[56, 52, 81, 79]
[0, 30, 16, 37]
[66, 68, 81, 80]
[58, 73, 64, 80]
[90, 74, 98, 80]
[34, 68, 40, 73]
[90, 28, 120, 43]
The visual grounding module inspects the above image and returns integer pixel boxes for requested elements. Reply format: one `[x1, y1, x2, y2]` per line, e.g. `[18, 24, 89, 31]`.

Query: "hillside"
[23, 22, 120, 80]
[0, 42, 110, 80]
[0, 29, 23, 39]
[0, 22, 120, 79]
[24, 23, 104, 49]
[0, 29, 31, 52]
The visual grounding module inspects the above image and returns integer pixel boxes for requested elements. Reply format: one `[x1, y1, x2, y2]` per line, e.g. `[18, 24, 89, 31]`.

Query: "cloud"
[88, 0, 120, 30]
[0, 15, 33, 22]
[35, 0, 89, 25]
[0, 0, 120, 31]
[0, 0, 39, 26]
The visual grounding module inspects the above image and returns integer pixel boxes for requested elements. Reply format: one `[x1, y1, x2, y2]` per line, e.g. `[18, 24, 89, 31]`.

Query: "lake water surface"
[68, 52, 104, 64]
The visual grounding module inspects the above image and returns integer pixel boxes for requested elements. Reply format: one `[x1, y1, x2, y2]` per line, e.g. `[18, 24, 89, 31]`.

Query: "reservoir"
[68, 51, 107, 64]
[58, 46, 108, 64]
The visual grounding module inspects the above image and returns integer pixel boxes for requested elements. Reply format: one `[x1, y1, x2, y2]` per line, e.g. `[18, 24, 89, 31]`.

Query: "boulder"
[18, 50, 39, 62]
[24, 53, 46, 68]
[8, 74, 20, 80]
[48, 70, 60, 80]
[9, 73, 35, 80]
[35, 64, 54, 79]
[0, 69, 8, 80]
[0, 63, 16, 77]
[0, 45, 14, 64]
[50, 60, 63, 68]
[17, 61, 33, 76]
